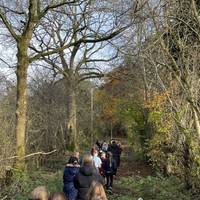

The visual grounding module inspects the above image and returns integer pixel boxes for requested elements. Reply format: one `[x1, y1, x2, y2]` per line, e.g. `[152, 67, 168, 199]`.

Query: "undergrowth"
[0, 169, 63, 200]
[111, 174, 194, 200]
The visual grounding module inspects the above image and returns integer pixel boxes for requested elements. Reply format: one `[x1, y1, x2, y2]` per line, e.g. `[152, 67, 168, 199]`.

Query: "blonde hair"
[49, 192, 67, 200]
[83, 154, 93, 166]
[30, 186, 49, 200]
[87, 181, 108, 200]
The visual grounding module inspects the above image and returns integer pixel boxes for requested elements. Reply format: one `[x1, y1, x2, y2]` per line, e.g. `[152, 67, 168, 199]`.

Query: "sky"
[0, 0, 134, 92]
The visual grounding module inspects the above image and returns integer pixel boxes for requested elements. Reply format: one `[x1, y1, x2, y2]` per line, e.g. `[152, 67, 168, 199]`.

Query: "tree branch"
[78, 72, 104, 83]
[0, 150, 57, 162]
[40, 0, 81, 19]
[29, 25, 128, 62]
[0, 9, 19, 41]
[0, 5, 25, 15]
[85, 53, 118, 63]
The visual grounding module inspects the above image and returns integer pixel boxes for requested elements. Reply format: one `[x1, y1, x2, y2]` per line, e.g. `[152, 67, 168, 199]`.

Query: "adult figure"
[117, 142, 123, 167]
[95, 140, 101, 150]
[74, 154, 104, 200]
[63, 156, 80, 200]
[107, 140, 120, 168]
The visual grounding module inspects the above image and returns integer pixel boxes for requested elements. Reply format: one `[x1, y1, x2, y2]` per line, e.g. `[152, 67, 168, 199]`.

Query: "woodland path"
[112, 140, 152, 197]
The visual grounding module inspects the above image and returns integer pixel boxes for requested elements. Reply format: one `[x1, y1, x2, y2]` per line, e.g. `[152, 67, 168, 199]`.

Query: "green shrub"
[116, 175, 193, 200]
[0, 169, 63, 200]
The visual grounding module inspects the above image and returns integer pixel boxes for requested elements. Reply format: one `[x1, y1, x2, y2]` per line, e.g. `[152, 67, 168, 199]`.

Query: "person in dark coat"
[63, 156, 80, 200]
[95, 140, 101, 150]
[117, 142, 123, 167]
[74, 154, 104, 200]
[104, 152, 117, 192]
[107, 140, 120, 168]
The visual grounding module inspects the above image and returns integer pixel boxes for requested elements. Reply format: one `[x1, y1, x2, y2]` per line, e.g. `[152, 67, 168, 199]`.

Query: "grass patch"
[0, 169, 63, 200]
[114, 175, 193, 200]
[109, 194, 134, 200]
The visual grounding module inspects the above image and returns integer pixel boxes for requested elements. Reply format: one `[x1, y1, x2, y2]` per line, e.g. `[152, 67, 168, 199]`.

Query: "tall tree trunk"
[193, 108, 200, 137]
[183, 140, 192, 189]
[67, 87, 78, 151]
[15, 42, 29, 170]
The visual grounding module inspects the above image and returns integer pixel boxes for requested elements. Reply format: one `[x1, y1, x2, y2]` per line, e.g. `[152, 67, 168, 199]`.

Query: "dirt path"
[112, 142, 152, 196]
[118, 144, 152, 176]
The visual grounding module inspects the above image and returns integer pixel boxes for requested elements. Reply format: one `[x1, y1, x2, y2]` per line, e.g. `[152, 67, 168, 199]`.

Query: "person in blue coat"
[63, 156, 80, 200]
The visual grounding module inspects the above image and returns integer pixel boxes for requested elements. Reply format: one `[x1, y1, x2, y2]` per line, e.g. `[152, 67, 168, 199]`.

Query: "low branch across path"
[0, 150, 57, 162]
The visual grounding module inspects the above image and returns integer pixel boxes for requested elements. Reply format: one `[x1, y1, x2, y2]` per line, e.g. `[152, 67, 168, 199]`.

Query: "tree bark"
[183, 140, 192, 189]
[15, 41, 29, 170]
[67, 87, 78, 151]
[193, 108, 200, 137]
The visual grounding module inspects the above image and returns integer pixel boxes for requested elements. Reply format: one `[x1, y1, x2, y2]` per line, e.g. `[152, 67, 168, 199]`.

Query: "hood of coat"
[64, 165, 80, 175]
[66, 163, 80, 168]
[80, 165, 96, 176]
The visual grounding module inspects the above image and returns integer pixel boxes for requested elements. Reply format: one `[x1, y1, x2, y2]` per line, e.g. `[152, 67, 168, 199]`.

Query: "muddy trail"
[112, 142, 152, 196]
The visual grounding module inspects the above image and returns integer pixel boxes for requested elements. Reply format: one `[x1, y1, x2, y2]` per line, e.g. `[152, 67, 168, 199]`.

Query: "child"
[101, 141, 108, 152]
[87, 181, 108, 200]
[30, 186, 49, 200]
[49, 192, 67, 200]
[91, 149, 102, 171]
[99, 152, 106, 177]
[63, 156, 80, 200]
[74, 154, 104, 200]
[104, 152, 117, 194]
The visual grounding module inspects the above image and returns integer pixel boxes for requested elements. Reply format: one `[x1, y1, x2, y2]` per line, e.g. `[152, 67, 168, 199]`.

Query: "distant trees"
[0, 73, 15, 178]
[27, 70, 93, 158]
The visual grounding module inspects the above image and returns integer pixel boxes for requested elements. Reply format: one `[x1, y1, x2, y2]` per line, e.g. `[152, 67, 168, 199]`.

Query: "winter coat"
[92, 155, 102, 169]
[108, 144, 120, 157]
[74, 165, 104, 200]
[107, 144, 121, 166]
[104, 158, 117, 175]
[99, 158, 106, 176]
[102, 142, 108, 152]
[63, 164, 80, 200]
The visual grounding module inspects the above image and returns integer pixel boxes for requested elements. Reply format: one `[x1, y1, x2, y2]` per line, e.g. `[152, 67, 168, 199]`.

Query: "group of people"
[63, 140, 122, 200]
[30, 187, 66, 200]
[29, 181, 106, 200]
[29, 139, 122, 200]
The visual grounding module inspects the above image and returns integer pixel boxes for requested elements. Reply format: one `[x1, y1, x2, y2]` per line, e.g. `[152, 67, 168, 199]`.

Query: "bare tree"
[0, 0, 82, 170]
[29, 0, 142, 150]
